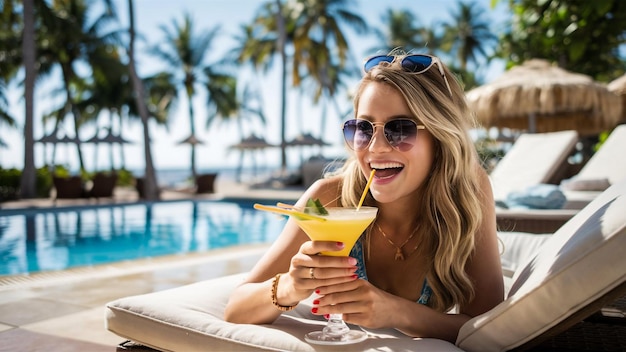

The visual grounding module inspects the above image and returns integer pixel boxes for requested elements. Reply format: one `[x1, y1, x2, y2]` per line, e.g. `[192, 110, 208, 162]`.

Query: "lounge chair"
[196, 173, 217, 194]
[496, 125, 626, 233]
[105, 178, 626, 351]
[52, 175, 85, 200]
[561, 124, 626, 209]
[489, 130, 578, 204]
[85, 172, 117, 198]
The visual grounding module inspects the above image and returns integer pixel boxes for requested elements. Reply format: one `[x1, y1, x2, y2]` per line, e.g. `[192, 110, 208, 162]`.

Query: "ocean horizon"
[129, 163, 311, 188]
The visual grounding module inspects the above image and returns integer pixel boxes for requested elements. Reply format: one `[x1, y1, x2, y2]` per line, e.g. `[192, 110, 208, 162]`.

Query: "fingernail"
[352, 274, 358, 279]
[315, 289, 321, 294]
[336, 242, 344, 248]
[313, 299, 320, 305]
[311, 307, 318, 314]
[348, 257, 357, 265]
[324, 314, 330, 319]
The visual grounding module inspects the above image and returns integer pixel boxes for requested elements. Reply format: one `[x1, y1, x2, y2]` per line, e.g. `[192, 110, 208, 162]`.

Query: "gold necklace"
[375, 222, 419, 261]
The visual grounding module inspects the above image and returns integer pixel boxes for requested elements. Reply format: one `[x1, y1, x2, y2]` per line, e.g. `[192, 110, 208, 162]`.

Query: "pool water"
[0, 199, 287, 276]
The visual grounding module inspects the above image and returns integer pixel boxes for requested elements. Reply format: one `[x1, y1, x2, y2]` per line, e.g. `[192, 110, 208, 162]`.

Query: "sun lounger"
[86, 172, 118, 198]
[489, 130, 578, 204]
[561, 124, 626, 209]
[105, 178, 626, 351]
[53, 175, 85, 200]
[195, 173, 217, 194]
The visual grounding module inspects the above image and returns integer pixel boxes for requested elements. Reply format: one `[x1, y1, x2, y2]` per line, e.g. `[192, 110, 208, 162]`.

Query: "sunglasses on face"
[363, 54, 453, 97]
[342, 118, 426, 152]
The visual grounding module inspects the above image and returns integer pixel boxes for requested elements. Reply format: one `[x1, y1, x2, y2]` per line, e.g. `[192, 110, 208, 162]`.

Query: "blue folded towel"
[505, 184, 566, 209]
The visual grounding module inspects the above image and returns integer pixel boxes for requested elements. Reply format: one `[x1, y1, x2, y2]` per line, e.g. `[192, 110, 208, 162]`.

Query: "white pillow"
[456, 180, 626, 352]
[498, 232, 551, 278]
[560, 177, 611, 192]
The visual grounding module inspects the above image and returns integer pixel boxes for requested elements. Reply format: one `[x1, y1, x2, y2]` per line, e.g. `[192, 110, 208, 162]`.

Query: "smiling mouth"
[370, 162, 404, 178]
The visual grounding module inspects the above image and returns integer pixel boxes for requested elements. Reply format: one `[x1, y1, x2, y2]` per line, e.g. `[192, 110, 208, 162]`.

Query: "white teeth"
[370, 161, 403, 169]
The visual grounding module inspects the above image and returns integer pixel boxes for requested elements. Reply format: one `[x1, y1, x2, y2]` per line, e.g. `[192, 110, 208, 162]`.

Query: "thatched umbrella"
[36, 132, 81, 167]
[285, 133, 330, 163]
[229, 135, 277, 182]
[85, 129, 133, 170]
[466, 59, 622, 136]
[608, 73, 626, 125]
[176, 134, 205, 146]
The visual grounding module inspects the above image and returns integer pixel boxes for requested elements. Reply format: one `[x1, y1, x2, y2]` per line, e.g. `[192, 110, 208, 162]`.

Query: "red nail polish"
[313, 299, 320, 305]
[352, 274, 358, 279]
[336, 242, 344, 247]
[324, 314, 330, 319]
[315, 289, 321, 294]
[311, 307, 318, 314]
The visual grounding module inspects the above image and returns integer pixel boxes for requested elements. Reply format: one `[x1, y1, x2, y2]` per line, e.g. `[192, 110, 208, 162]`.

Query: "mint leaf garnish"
[305, 198, 328, 215]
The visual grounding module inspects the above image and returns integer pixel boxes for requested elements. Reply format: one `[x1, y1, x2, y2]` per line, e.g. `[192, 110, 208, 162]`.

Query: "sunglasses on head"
[342, 118, 426, 152]
[363, 54, 453, 97]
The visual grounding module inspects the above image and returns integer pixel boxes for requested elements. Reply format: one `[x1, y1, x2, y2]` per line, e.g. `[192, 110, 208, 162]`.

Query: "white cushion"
[106, 273, 462, 351]
[490, 130, 578, 202]
[498, 232, 551, 278]
[575, 124, 626, 185]
[560, 177, 611, 192]
[457, 179, 626, 352]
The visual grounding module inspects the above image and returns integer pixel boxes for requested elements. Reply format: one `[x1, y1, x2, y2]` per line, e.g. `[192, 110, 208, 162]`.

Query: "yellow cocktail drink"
[294, 207, 378, 256]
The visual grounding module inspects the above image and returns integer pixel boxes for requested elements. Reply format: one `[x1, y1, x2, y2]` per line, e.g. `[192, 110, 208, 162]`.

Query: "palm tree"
[442, 0, 497, 72]
[37, 0, 119, 172]
[290, 0, 366, 141]
[1, 0, 35, 195]
[20, 0, 37, 198]
[75, 44, 128, 170]
[371, 9, 424, 54]
[290, 0, 367, 85]
[299, 41, 355, 138]
[127, 0, 159, 200]
[150, 14, 224, 181]
[140, 71, 179, 126]
[242, 0, 365, 171]
[0, 80, 17, 151]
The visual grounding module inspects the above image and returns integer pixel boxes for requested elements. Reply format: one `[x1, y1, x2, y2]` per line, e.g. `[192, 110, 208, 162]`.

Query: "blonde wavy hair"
[338, 52, 483, 312]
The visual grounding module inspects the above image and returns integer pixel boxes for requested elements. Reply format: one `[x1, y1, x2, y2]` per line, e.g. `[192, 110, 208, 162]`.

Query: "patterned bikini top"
[350, 237, 432, 305]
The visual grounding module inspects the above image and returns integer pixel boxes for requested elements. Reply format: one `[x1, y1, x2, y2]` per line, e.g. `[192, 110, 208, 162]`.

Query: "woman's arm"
[224, 177, 356, 324]
[310, 167, 504, 342]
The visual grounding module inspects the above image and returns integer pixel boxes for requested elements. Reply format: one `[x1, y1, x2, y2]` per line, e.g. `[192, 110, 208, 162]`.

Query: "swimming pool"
[0, 199, 288, 276]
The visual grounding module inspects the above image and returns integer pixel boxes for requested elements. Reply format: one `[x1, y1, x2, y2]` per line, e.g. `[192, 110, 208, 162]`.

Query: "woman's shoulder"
[299, 175, 343, 207]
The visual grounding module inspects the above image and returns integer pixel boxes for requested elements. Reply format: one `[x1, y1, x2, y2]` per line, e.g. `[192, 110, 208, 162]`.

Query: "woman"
[224, 52, 504, 343]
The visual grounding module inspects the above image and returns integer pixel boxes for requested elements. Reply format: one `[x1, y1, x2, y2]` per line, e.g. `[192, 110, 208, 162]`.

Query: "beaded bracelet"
[271, 274, 297, 311]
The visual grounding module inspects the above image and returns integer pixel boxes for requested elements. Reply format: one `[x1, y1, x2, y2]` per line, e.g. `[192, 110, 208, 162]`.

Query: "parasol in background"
[607, 73, 626, 126]
[229, 134, 277, 182]
[285, 132, 330, 164]
[466, 59, 622, 137]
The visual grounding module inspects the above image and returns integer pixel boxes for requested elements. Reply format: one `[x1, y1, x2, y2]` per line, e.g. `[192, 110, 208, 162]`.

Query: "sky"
[2, 0, 509, 175]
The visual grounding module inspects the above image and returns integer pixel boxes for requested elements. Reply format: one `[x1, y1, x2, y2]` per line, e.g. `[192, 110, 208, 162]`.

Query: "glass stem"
[322, 314, 350, 337]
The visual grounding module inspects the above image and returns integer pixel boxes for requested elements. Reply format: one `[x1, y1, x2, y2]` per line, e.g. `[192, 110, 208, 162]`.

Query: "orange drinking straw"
[253, 204, 327, 221]
[357, 169, 376, 211]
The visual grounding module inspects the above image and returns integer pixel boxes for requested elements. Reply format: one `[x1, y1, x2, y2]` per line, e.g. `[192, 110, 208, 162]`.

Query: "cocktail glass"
[293, 206, 378, 345]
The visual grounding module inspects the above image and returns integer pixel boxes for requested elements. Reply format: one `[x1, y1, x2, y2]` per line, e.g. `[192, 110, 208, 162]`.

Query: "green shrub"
[36, 167, 53, 198]
[0, 168, 21, 201]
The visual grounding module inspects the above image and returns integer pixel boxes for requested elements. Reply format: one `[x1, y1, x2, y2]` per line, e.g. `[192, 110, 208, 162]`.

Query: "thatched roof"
[176, 134, 205, 146]
[229, 135, 276, 150]
[285, 133, 329, 147]
[466, 59, 622, 136]
[608, 73, 626, 94]
[608, 74, 626, 123]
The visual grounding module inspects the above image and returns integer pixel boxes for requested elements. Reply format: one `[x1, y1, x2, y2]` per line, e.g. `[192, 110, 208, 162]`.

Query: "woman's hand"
[279, 241, 359, 306]
[311, 278, 399, 330]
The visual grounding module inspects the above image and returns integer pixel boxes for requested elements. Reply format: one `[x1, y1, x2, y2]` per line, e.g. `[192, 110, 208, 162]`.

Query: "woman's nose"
[368, 126, 393, 152]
